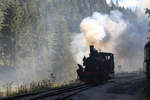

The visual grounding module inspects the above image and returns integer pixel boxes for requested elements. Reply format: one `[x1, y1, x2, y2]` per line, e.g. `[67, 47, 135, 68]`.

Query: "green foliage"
[0, 0, 41, 67]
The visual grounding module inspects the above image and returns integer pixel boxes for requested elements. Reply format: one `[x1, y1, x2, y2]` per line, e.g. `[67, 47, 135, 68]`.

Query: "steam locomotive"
[144, 39, 150, 94]
[144, 40, 150, 81]
[77, 45, 115, 84]
[145, 8, 150, 96]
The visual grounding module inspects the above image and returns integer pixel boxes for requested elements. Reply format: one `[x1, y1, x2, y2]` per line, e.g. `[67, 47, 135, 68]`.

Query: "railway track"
[29, 83, 94, 100]
[0, 83, 94, 100]
[1, 74, 143, 100]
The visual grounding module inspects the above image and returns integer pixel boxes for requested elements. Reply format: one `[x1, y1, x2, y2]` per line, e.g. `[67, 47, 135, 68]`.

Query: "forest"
[0, 0, 143, 97]
[0, 0, 133, 86]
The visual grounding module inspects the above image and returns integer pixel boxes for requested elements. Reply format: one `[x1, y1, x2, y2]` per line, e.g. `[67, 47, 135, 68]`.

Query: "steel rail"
[53, 86, 92, 100]
[29, 83, 94, 100]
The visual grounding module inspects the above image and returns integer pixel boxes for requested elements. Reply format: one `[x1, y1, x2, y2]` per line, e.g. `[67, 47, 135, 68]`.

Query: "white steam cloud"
[71, 10, 127, 64]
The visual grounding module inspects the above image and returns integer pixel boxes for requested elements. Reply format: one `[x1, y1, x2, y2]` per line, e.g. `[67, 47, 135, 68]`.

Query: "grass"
[0, 79, 57, 97]
[0, 78, 75, 98]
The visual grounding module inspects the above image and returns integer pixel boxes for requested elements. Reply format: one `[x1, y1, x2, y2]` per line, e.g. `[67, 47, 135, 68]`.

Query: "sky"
[106, 0, 143, 11]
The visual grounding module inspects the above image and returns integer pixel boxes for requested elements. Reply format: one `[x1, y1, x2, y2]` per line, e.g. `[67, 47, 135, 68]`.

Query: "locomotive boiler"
[77, 45, 115, 84]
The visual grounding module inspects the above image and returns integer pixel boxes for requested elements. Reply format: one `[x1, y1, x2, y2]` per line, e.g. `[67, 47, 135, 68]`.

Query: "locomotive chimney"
[90, 45, 94, 53]
[89, 45, 99, 57]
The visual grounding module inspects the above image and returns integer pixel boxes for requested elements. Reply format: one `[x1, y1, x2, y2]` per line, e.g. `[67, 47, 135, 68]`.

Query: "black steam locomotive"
[77, 45, 115, 84]
[144, 40, 150, 82]
[144, 39, 150, 95]
[144, 8, 150, 96]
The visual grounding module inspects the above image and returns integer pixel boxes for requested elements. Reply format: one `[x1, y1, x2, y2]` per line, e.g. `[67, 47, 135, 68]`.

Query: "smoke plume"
[71, 5, 149, 72]
[71, 10, 127, 64]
